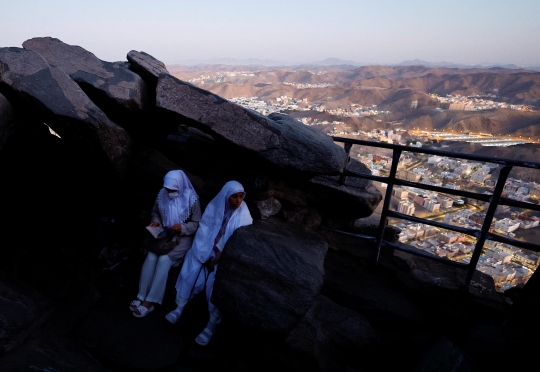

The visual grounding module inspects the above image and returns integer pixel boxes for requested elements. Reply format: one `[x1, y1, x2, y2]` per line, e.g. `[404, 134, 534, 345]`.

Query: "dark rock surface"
[0, 275, 53, 353]
[213, 218, 327, 336]
[0, 92, 15, 150]
[286, 295, 378, 371]
[156, 74, 346, 175]
[0, 47, 132, 176]
[78, 294, 184, 371]
[322, 249, 429, 336]
[23, 37, 149, 115]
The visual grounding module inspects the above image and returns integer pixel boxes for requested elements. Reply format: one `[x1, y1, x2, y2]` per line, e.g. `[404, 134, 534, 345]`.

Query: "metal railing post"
[464, 165, 513, 287]
[373, 149, 402, 265]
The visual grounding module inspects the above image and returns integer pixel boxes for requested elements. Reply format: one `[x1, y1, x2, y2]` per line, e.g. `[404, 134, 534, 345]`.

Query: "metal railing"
[327, 137, 540, 288]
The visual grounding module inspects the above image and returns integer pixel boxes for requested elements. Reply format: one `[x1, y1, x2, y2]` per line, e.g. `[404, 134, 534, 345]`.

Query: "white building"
[398, 200, 415, 216]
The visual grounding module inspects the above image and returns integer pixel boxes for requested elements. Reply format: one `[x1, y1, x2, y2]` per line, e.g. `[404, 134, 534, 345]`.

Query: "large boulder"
[0, 92, 15, 150]
[0, 47, 132, 176]
[156, 74, 346, 176]
[212, 218, 328, 336]
[22, 37, 149, 116]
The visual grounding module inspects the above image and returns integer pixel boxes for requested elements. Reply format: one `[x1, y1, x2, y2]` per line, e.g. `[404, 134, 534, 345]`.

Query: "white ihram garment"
[174, 180, 253, 314]
[137, 170, 200, 305]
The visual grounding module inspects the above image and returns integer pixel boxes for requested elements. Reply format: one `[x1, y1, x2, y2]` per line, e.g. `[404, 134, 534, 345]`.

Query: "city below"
[228, 95, 540, 292]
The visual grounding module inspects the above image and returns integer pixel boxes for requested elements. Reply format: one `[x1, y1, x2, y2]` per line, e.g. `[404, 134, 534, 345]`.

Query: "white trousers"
[137, 252, 174, 304]
[176, 266, 222, 324]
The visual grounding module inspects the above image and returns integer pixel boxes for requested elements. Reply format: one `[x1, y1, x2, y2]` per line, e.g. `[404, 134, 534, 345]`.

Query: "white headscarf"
[191, 180, 253, 263]
[157, 170, 199, 228]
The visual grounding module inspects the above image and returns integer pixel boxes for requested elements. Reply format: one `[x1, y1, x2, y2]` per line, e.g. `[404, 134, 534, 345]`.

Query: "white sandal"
[165, 309, 182, 324]
[129, 299, 141, 312]
[133, 304, 154, 318]
[195, 327, 214, 346]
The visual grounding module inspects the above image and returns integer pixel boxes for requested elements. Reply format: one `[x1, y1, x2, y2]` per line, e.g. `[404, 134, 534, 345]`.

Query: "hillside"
[169, 64, 540, 140]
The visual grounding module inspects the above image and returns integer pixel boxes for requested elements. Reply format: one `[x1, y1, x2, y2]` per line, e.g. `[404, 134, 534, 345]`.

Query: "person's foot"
[165, 307, 183, 324]
[195, 327, 214, 346]
[129, 299, 143, 312]
[133, 303, 154, 318]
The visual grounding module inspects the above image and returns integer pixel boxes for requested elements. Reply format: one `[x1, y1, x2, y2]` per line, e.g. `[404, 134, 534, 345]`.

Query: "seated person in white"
[165, 180, 253, 346]
[130, 170, 202, 317]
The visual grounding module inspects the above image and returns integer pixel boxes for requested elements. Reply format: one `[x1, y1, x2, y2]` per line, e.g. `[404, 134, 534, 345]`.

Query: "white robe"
[175, 180, 252, 311]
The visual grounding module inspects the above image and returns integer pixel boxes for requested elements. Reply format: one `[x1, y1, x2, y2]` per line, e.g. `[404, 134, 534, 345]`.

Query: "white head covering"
[191, 180, 253, 263]
[157, 170, 199, 228]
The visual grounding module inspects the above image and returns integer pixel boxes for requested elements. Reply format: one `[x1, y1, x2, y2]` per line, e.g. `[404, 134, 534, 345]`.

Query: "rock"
[286, 295, 378, 372]
[413, 337, 479, 372]
[245, 197, 282, 219]
[267, 112, 347, 175]
[127, 50, 168, 88]
[0, 274, 53, 353]
[280, 207, 321, 229]
[308, 159, 382, 220]
[78, 294, 184, 371]
[0, 334, 109, 372]
[0, 47, 132, 176]
[212, 218, 328, 337]
[321, 249, 428, 335]
[464, 325, 513, 371]
[0, 92, 15, 150]
[156, 74, 346, 175]
[23, 37, 149, 116]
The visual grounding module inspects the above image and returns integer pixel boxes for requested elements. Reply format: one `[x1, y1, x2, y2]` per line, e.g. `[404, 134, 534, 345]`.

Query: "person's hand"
[149, 222, 160, 227]
[170, 224, 182, 233]
[204, 259, 215, 273]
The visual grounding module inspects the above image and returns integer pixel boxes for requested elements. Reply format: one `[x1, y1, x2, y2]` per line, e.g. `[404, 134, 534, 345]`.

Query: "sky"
[1, 0, 539, 66]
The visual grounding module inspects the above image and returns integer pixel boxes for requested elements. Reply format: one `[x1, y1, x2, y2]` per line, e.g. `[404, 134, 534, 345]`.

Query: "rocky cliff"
[0, 37, 538, 372]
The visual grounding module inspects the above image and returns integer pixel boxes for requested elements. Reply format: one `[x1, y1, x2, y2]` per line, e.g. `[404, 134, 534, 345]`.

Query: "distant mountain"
[308, 57, 366, 66]
[173, 57, 288, 66]
[394, 59, 468, 68]
[394, 59, 532, 70]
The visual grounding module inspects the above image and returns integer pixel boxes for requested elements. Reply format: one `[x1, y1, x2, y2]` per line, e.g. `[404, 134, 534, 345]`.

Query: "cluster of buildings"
[283, 82, 334, 89]
[432, 94, 533, 112]
[413, 130, 538, 147]
[394, 219, 538, 291]
[228, 96, 298, 116]
[187, 71, 257, 84]
[230, 93, 389, 124]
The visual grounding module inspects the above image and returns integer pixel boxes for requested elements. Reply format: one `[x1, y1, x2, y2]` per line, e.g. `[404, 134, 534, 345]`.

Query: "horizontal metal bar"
[387, 211, 479, 237]
[332, 137, 540, 170]
[486, 232, 540, 253]
[344, 169, 388, 183]
[345, 169, 492, 202]
[320, 226, 378, 243]
[392, 179, 492, 202]
[382, 241, 470, 268]
[499, 197, 540, 213]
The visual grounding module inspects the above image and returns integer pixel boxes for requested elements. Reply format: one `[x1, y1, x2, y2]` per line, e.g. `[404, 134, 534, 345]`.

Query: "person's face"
[165, 187, 179, 198]
[228, 192, 245, 209]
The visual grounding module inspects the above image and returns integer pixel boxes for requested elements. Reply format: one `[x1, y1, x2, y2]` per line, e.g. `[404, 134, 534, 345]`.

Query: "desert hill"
[169, 63, 540, 141]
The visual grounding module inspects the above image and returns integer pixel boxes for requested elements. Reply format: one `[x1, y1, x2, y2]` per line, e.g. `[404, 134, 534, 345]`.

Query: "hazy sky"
[1, 0, 539, 66]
